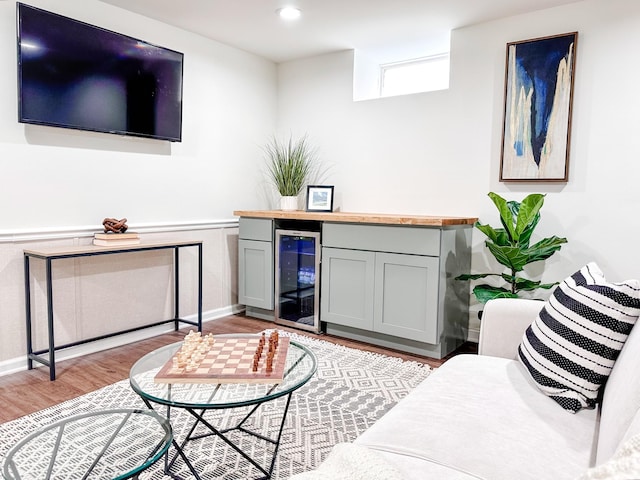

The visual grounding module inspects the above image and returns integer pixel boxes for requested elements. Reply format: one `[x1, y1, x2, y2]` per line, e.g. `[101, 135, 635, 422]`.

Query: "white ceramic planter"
[280, 196, 298, 211]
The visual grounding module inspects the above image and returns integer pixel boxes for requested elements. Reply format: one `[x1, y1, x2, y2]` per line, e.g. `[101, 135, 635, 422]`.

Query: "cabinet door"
[373, 253, 440, 344]
[238, 239, 274, 310]
[321, 247, 375, 330]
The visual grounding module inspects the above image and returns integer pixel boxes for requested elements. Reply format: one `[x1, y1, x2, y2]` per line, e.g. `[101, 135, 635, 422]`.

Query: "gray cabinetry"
[321, 248, 439, 344]
[321, 222, 471, 359]
[373, 252, 440, 344]
[320, 247, 375, 330]
[235, 211, 474, 358]
[238, 218, 274, 316]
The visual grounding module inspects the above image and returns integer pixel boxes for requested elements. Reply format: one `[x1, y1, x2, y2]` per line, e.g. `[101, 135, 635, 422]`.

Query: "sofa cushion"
[356, 355, 598, 480]
[518, 263, 640, 412]
[596, 314, 640, 464]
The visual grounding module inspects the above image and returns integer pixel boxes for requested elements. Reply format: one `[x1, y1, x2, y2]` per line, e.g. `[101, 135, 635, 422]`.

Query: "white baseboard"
[0, 305, 246, 378]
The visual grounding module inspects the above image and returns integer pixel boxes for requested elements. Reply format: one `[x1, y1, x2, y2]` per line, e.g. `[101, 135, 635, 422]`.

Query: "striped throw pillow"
[518, 263, 640, 413]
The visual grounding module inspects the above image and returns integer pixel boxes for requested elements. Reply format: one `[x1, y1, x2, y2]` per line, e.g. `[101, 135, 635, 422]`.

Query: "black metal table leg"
[24, 254, 33, 371]
[136, 394, 292, 480]
[139, 397, 202, 480]
[198, 243, 203, 332]
[174, 246, 180, 331]
[265, 392, 293, 478]
[45, 258, 56, 381]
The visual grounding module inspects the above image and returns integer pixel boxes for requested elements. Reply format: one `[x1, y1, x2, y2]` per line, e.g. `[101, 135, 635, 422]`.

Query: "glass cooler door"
[275, 229, 321, 333]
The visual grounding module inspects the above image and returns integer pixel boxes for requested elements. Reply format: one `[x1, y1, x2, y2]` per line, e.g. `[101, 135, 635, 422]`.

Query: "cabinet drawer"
[239, 218, 273, 241]
[322, 223, 441, 256]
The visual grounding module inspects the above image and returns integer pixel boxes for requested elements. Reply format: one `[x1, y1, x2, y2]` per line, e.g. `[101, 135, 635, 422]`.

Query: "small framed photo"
[306, 185, 334, 212]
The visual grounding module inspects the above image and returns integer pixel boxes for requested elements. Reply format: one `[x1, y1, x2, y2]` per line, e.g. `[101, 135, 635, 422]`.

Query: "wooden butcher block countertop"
[233, 210, 477, 227]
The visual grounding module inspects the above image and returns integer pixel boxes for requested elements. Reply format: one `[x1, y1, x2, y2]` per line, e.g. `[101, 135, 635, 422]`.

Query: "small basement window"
[380, 53, 449, 98]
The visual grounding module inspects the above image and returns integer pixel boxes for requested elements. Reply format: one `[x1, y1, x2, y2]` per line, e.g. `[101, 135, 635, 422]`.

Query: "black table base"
[141, 392, 293, 480]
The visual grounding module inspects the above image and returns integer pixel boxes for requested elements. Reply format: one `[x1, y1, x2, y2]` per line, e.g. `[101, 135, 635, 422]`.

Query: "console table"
[24, 240, 203, 380]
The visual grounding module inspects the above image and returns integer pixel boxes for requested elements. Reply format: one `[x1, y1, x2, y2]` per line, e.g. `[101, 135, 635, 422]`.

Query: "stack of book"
[93, 232, 140, 246]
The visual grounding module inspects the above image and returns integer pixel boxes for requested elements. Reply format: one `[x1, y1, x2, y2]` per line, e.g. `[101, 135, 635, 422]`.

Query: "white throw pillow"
[289, 443, 406, 480]
[576, 433, 640, 479]
[518, 262, 640, 412]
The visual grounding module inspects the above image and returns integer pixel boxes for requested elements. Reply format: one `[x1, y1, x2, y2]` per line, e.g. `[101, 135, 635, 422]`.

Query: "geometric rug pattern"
[0, 331, 432, 479]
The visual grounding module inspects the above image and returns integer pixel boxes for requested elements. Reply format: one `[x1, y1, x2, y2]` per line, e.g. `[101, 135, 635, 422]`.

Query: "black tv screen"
[17, 3, 184, 142]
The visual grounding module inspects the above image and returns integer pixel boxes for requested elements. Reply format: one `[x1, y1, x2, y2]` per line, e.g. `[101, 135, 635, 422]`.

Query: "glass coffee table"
[2, 408, 171, 480]
[129, 333, 317, 480]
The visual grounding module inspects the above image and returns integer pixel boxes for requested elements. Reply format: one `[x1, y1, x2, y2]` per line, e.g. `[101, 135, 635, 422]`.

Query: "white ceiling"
[100, 0, 582, 63]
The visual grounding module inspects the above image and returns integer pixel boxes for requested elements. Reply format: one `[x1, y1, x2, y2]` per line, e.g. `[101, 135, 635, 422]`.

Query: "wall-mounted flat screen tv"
[17, 3, 184, 142]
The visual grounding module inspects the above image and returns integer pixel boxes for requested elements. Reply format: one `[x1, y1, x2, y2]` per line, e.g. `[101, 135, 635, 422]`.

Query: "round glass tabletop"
[2, 408, 171, 480]
[129, 334, 317, 409]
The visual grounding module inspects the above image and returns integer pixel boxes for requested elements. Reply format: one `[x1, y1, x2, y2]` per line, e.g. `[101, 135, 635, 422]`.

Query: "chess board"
[154, 336, 290, 385]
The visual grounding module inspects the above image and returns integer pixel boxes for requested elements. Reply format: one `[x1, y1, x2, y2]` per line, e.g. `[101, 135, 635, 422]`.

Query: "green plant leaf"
[509, 196, 541, 249]
[505, 276, 543, 291]
[514, 194, 545, 241]
[475, 223, 510, 246]
[473, 285, 519, 303]
[517, 212, 541, 249]
[498, 275, 557, 292]
[485, 242, 529, 271]
[521, 236, 568, 264]
[455, 273, 502, 281]
[488, 192, 517, 242]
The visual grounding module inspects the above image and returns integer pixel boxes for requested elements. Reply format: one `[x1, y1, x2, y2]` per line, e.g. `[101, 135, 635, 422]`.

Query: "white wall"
[0, 0, 277, 229]
[0, 0, 278, 372]
[2, 0, 638, 371]
[277, 0, 640, 338]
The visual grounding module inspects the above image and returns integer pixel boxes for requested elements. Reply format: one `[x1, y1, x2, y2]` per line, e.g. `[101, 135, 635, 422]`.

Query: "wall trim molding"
[0, 305, 248, 378]
[0, 219, 240, 243]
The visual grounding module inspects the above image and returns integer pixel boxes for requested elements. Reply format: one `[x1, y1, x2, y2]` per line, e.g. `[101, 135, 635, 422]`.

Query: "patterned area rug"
[0, 332, 432, 479]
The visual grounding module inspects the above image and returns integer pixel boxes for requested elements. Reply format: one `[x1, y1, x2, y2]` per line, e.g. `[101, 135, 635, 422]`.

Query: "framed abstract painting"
[500, 32, 578, 182]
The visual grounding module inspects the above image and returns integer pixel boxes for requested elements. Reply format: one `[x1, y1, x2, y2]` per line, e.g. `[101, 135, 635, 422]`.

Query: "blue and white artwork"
[500, 33, 577, 181]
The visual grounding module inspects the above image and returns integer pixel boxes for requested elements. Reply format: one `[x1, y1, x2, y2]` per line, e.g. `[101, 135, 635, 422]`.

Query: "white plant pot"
[280, 196, 298, 211]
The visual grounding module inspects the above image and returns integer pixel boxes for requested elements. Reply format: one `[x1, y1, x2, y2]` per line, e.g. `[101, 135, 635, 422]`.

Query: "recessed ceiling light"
[277, 6, 301, 21]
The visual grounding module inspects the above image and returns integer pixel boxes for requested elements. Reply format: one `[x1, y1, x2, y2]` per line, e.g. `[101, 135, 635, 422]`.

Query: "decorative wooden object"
[102, 217, 128, 233]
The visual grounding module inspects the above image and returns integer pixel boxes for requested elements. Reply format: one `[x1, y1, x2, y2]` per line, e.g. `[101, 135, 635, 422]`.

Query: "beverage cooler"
[275, 229, 321, 333]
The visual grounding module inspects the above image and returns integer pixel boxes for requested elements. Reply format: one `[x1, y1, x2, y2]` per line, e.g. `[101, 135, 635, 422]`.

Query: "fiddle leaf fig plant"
[456, 192, 568, 303]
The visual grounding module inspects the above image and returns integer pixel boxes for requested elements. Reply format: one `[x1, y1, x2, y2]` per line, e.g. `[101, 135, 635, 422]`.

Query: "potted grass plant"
[456, 192, 568, 305]
[264, 133, 318, 211]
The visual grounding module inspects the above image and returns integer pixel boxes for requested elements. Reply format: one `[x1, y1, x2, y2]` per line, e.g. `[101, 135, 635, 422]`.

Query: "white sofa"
[294, 298, 640, 480]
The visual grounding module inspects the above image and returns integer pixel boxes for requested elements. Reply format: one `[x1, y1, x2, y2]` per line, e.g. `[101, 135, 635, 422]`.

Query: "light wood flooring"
[0, 314, 476, 424]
